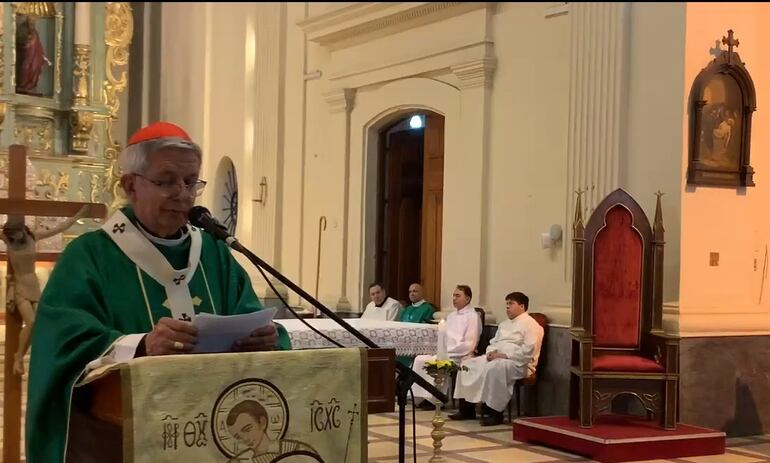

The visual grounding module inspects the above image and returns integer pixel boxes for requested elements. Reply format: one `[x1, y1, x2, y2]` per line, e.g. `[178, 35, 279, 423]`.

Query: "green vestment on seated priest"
[397, 301, 435, 367]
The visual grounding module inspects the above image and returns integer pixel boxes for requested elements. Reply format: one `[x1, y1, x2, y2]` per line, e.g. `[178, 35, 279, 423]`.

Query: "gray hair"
[118, 137, 202, 175]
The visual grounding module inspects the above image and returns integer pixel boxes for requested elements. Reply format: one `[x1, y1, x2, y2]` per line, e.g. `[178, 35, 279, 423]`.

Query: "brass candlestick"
[428, 371, 448, 462]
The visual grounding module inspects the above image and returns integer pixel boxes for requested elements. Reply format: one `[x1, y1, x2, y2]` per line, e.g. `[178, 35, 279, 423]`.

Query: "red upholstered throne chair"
[568, 189, 679, 430]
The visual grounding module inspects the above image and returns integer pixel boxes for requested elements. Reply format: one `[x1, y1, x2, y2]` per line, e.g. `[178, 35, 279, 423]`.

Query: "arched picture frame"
[688, 30, 757, 188]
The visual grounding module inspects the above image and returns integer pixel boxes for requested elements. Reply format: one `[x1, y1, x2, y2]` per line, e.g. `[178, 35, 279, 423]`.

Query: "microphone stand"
[227, 240, 447, 463]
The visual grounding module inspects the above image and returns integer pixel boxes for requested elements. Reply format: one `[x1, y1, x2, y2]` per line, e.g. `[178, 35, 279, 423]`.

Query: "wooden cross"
[1, 145, 107, 463]
[722, 29, 739, 64]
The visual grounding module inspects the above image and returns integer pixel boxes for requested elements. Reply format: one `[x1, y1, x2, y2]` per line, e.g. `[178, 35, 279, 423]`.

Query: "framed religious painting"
[688, 30, 757, 188]
[14, 2, 60, 98]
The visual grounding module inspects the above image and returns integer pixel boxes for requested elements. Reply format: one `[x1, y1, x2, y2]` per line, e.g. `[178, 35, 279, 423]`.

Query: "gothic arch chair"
[568, 189, 679, 430]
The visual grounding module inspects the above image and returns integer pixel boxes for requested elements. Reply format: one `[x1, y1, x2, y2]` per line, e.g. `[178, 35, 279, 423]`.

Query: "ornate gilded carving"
[77, 170, 103, 202]
[13, 2, 57, 17]
[36, 169, 69, 199]
[103, 2, 133, 210]
[72, 44, 91, 105]
[89, 173, 101, 203]
[103, 2, 133, 116]
[14, 119, 54, 153]
[0, 102, 6, 132]
[55, 7, 63, 96]
[70, 109, 94, 153]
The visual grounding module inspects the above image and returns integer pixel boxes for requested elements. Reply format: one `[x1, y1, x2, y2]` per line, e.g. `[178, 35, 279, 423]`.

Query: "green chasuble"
[398, 301, 435, 324]
[25, 207, 290, 463]
[397, 301, 435, 367]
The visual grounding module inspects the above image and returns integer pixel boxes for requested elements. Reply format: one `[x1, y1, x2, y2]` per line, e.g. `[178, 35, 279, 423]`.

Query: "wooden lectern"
[74, 348, 395, 462]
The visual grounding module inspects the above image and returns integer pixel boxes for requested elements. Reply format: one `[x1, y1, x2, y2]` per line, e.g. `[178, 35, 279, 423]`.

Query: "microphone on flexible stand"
[188, 205, 448, 463]
[188, 206, 241, 250]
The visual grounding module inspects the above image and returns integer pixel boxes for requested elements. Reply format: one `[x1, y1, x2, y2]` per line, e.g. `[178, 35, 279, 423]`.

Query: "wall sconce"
[541, 224, 563, 249]
[253, 176, 267, 205]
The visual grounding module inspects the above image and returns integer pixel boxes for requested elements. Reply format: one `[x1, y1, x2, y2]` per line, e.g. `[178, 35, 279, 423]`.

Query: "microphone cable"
[249, 252, 346, 349]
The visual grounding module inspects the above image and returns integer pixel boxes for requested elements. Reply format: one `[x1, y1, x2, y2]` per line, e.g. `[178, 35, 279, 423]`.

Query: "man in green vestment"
[25, 122, 291, 463]
[399, 283, 435, 324]
[397, 283, 436, 367]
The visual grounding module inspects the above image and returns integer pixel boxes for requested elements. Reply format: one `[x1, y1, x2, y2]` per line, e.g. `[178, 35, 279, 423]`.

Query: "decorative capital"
[451, 57, 497, 89]
[323, 88, 356, 113]
[70, 110, 94, 153]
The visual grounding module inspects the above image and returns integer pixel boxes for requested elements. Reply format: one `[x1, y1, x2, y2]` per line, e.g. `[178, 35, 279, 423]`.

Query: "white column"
[251, 3, 288, 301]
[323, 87, 356, 310]
[564, 2, 630, 277]
[565, 2, 629, 215]
[447, 57, 495, 307]
[280, 2, 309, 307]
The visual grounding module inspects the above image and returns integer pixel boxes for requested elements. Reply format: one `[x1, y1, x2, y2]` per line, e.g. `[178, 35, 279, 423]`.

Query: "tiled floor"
[367, 409, 770, 463]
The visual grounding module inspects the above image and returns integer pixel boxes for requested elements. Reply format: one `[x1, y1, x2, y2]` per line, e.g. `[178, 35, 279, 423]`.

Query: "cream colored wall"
[297, 4, 499, 311]
[482, 3, 571, 323]
[159, 3, 286, 293]
[623, 3, 686, 311]
[153, 3, 699, 326]
[678, 3, 770, 336]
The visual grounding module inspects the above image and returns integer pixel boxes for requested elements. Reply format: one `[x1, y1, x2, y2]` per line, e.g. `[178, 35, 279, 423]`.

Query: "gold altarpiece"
[0, 2, 133, 253]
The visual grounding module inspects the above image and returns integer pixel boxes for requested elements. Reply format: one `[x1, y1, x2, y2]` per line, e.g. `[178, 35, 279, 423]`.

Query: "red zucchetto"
[127, 121, 192, 146]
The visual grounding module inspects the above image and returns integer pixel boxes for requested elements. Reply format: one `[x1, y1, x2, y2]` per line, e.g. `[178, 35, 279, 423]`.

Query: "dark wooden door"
[378, 130, 423, 303]
[421, 114, 444, 308]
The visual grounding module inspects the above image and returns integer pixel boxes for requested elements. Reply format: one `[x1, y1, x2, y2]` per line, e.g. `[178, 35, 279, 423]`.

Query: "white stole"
[102, 210, 202, 321]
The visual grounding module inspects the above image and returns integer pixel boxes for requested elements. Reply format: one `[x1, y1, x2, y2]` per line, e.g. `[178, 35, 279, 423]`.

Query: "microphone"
[188, 206, 240, 248]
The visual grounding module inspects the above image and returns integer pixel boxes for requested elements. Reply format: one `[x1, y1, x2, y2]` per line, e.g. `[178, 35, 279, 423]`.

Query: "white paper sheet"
[192, 308, 278, 353]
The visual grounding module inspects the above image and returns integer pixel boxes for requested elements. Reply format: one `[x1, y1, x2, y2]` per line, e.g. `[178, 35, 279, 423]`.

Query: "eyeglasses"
[135, 174, 207, 197]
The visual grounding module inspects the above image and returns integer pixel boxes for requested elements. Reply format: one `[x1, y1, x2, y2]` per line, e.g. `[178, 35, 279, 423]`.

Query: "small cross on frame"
[1, 145, 108, 463]
[722, 29, 739, 64]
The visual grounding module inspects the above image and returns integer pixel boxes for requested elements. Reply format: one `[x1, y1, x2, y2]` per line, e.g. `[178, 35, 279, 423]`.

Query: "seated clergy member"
[397, 283, 436, 367]
[452, 291, 544, 425]
[25, 122, 291, 463]
[411, 285, 481, 406]
[399, 283, 435, 324]
[361, 282, 401, 321]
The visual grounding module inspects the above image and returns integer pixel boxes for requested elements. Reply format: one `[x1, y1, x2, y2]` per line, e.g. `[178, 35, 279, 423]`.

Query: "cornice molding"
[451, 57, 497, 89]
[323, 88, 356, 113]
[299, 2, 495, 50]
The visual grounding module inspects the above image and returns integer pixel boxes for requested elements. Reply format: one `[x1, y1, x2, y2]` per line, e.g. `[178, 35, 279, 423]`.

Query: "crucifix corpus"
[1, 144, 107, 463]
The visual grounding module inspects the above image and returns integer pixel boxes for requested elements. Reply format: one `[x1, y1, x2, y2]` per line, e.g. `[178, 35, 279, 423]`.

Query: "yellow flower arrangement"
[423, 359, 468, 376]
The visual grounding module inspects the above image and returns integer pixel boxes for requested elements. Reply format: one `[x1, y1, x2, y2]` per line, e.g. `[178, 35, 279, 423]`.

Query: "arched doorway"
[375, 111, 444, 306]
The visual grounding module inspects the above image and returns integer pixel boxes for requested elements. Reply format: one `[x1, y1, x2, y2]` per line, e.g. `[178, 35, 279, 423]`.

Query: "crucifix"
[722, 29, 739, 64]
[1, 145, 107, 463]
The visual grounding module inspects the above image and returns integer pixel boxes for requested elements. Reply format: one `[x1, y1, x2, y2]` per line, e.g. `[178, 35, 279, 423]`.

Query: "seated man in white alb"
[452, 291, 544, 425]
[360, 282, 402, 321]
[411, 285, 482, 408]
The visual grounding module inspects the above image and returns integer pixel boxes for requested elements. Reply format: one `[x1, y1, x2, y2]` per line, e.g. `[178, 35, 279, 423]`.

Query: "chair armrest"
[570, 328, 594, 371]
[644, 331, 679, 374]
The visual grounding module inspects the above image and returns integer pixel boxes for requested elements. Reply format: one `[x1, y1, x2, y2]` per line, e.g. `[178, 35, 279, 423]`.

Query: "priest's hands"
[231, 323, 279, 352]
[146, 317, 198, 355]
[486, 351, 508, 361]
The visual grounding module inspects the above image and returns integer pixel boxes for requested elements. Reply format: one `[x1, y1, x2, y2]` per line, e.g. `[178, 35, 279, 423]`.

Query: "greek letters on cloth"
[102, 210, 202, 321]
